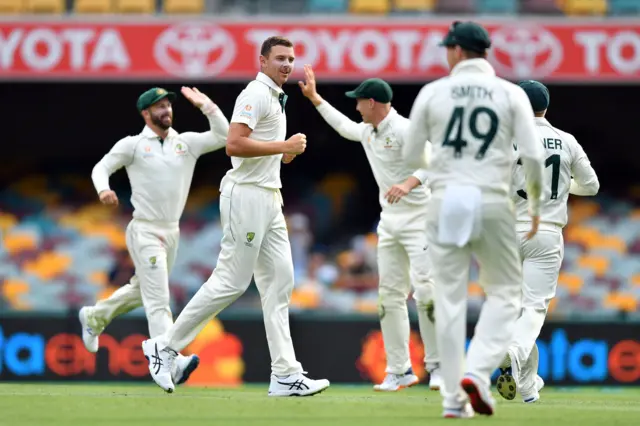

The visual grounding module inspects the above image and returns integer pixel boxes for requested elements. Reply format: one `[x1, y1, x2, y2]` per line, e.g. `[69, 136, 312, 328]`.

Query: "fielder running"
[81, 86, 230, 386]
[497, 80, 599, 403]
[299, 65, 442, 392]
[403, 21, 545, 417]
[142, 36, 330, 396]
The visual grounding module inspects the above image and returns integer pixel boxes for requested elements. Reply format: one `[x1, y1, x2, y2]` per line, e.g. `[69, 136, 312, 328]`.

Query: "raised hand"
[181, 86, 213, 109]
[298, 65, 319, 102]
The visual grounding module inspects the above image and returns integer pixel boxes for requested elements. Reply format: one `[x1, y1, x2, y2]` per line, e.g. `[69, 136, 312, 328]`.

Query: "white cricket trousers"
[427, 196, 522, 409]
[377, 205, 439, 375]
[90, 219, 179, 338]
[156, 182, 303, 377]
[510, 223, 563, 388]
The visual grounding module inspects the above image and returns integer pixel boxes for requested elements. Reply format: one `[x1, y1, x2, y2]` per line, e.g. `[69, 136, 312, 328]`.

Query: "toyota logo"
[490, 26, 563, 79]
[154, 23, 236, 78]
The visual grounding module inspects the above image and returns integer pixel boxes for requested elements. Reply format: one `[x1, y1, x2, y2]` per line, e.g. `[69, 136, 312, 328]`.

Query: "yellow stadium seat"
[90, 271, 109, 287]
[632, 274, 640, 287]
[114, 0, 154, 13]
[23, 252, 72, 280]
[565, 225, 599, 247]
[562, 0, 607, 16]
[0, 213, 17, 233]
[558, 273, 584, 295]
[3, 233, 37, 254]
[350, 0, 390, 14]
[567, 200, 599, 224]
[163, 0, 203, 14]
[0, 0, 25, 13]
[595, 235, 627, 253]
[605, 293, 637, 312]
[577, 255, 610, 276]
[354, 300, 378, 314]
[25, 0, 64, 13]
[393, 0, 435, 12]
[3, 279, 31, 310]
[74, 0, 112, 13]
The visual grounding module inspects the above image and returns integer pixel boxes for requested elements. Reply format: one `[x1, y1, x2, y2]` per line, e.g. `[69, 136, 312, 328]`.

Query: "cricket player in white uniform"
[402, 21, 545, 418]
[497, 80, 599, 403]
[80, 86, 230, 385]
[298, 65, 442, 392]
[141, 36, 330, 396]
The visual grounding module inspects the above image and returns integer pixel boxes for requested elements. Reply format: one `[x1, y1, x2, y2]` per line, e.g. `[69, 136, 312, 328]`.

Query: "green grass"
[0, 383, 638, 425]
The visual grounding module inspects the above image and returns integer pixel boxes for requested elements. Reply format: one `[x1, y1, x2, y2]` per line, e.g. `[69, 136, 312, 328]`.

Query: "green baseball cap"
[136, 87, 176, 112]
[440, 21, 492, 53]
[518, 80, 550, 113]
[345, 78, 393, 103]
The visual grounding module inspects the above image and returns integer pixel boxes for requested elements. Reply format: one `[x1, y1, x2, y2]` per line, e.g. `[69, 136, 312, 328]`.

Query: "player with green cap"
[80, 86, 230, 388]
[497, 80, 599, 404]
[403, 21, 546, 418]
[298, 64, 442, 393]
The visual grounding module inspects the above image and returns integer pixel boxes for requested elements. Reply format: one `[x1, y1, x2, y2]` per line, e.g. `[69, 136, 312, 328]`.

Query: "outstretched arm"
[179, 86, 230, 158]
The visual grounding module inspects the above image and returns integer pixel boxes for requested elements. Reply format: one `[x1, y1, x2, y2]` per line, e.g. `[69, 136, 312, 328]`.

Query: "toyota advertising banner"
[0, 19, 639, 82]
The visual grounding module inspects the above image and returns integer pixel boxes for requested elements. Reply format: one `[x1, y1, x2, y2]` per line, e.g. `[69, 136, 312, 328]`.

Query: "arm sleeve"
[91, 137, 136, 194]
[411, 141, 432, 184]
[569, 138, 600, 196]
[511, 86, 545, 216]
[315, 101, 366, 142]
[231, 88, 266, 130]
[181, 103, 230, 158]
[403, 85, 433, 170]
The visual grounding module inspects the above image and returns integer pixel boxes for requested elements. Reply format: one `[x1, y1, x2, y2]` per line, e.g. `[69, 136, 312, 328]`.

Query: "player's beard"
[151, 111, 172, 130]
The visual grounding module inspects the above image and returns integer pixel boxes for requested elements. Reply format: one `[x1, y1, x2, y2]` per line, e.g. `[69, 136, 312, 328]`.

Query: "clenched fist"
[285, 133, 307, 155]
[99, 190, 119, 206]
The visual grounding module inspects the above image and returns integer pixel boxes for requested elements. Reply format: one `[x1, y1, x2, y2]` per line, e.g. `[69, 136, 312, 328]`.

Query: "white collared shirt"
[512, 117, 599, 227]
[224, 72, 288, 189]
[315, 102, 430, 209]
[403, 58, 545, 212]
[91, 106, 229, 222]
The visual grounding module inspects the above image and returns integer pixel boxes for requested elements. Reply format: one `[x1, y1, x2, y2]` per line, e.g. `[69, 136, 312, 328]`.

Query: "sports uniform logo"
[149, 256, 158, 269]
[490, 25, 563, 79]
[175, 143, 187, 156]
[153, 23, 236, 78]
[245, 232, 255, 247]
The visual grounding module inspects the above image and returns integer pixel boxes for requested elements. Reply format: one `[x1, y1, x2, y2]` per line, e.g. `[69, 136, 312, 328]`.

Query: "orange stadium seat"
[2, 279, 31, 311]
[558, 272, 584, 295]
[114, 0, 155, 13]
[0, 0, 25, 13]
[393, 0, 435, 12]
[25, 0, 64, 12]
[163, 0, 204, 14]
[74, 0, 113, 13]
[350, 0, 390, 14]
[576, 255, 610, 277]
[604, 293, 637, 312]
[562, 0, 608, 15]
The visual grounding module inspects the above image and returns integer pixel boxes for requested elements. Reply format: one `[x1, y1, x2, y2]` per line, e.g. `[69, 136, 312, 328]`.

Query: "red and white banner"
[1, 19, 639, 82]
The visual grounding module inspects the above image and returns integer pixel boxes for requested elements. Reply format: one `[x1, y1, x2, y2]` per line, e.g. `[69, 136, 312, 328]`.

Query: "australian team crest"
[245, 232, 255, 247]
[175, 143, 187, 155]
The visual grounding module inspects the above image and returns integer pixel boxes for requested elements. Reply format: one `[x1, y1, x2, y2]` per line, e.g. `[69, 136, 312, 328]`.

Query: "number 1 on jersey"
[516, 154, 560, 200]
[442, 106, 499, 160]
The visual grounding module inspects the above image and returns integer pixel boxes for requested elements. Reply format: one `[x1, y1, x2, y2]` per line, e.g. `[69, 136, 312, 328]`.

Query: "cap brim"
[439, 34, 456, 47]
[345, 90, 359, 99]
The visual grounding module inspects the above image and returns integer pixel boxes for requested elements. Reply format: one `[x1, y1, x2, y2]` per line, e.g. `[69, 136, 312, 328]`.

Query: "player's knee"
[412, 281, 435, 304]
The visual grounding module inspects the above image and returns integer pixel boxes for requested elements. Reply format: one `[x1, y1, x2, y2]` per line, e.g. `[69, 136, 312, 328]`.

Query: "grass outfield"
[0, 383, 638, 426]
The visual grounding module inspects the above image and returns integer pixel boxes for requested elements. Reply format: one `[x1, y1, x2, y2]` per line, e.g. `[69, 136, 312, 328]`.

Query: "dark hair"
[461, 48, 487, 59]
[260, 36, 294, 57]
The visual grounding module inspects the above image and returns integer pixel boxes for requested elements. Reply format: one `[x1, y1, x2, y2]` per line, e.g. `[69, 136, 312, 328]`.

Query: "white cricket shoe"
[496, 350, 521, 401]
[268, 372, 330, 397]
[172, 354, 200, 386]
[522, 375, 545, 403]
[79, 307, 100, 353]
[461, 374, 496, 416]
[428, 366, 443, 391]
[374, 367, 420, 392]
[443, 403, 475, 419]
[142, 339, 176, 393]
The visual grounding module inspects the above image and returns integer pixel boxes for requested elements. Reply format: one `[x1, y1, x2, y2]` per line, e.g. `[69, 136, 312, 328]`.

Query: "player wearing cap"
[402, 21, 545, 417]
[496, 81, 599, 403]
[141, 36, 330, 396]
[298, 65, 442, 392]
[81, 86, 230, 385]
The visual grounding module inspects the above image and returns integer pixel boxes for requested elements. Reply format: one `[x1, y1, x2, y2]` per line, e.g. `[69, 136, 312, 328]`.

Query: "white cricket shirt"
[403, 59, 545, 214]
[92, 106, 229, 222]
[512, 117, 599, 228]
[223, 72, 288, 189]
[315, 102, 430, 210]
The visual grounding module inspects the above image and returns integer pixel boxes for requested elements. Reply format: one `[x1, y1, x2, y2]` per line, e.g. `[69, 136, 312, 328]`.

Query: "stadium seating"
[163, 0, 204, 14]
[0, 0, 24, 13]
[308, 0, 348, 12]
[609, 0, 640, 15]
[561, 0, 608, 15]
[114, 0, 155, 13]
[350, 0, 390, 14]
[392, 0, 436, 13]
[74, 0, 112, 13]
[25, 0, 64, 13]
[435, 0, 475, 13]
[521, 0, 563, 13]
[476, 0, 518, 13]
